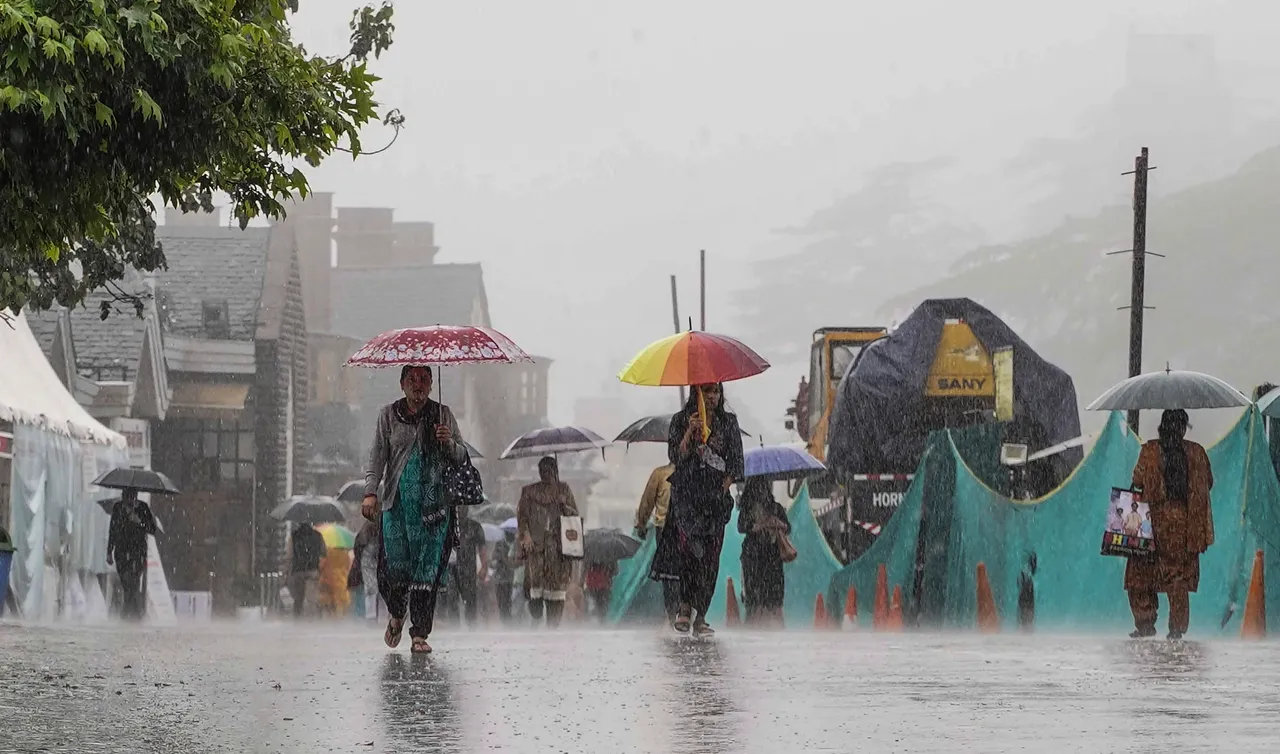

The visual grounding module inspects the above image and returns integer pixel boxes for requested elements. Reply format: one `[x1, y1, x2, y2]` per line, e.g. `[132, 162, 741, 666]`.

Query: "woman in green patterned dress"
[362, 366, 466, 653]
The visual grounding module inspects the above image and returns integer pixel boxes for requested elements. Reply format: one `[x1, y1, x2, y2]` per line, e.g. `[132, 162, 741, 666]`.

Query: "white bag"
[560, 516, 584, 559]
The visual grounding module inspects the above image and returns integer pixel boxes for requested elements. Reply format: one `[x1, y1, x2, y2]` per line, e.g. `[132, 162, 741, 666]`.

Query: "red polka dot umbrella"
[345, 325, 533, 367]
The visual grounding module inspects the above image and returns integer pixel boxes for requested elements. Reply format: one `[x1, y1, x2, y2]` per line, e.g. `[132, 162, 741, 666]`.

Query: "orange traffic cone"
[814, 593, 831, 628]
[1241, 550, 1266, 640]
[725, 577, 741, 627]
[886, 585, 905, 631]
[976, 562, 1000, 633]
[843, 586, 858, 630]
[873, 564, 890, 630]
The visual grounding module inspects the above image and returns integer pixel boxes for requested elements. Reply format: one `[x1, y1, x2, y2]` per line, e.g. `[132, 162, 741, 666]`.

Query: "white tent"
[0, 310, 125, 447]
[2, 310, 128, 619]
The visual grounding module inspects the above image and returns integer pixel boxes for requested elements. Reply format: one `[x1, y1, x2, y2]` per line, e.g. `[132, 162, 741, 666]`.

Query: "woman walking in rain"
[1125, 409, 1214, 640]
[517, 456, 578, 627]
[362, 366, 466, 653]
[651, 384, 744, 636]
[738, 478, 792, 627]
[106, 489, 158, 621]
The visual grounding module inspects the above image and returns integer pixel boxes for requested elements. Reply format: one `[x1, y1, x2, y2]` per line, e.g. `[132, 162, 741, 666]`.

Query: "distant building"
[294, 200, 554, 505]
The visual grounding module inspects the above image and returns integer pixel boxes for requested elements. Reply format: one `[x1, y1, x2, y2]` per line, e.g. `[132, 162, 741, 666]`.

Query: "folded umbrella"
[743, 445, 826, 482]
[500, 426, 609, 460]
[583, 528, 642, 563]
[271, 495, 348, 525]
[92, 467, 180, 495]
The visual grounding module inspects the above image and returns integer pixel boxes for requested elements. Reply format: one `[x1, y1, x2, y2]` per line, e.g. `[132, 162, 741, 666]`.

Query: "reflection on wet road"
[1, 621, 1277, 753]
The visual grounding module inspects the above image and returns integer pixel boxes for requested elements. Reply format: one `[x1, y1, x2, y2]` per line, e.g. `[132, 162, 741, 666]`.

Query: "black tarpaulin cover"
[827, 298, 1083, 487]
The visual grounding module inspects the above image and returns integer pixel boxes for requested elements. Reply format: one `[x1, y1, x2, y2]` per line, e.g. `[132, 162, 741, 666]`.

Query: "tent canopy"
[0, 311, 124, 447]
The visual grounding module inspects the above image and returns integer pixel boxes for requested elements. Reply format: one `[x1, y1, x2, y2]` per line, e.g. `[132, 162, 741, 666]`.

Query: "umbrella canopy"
[335, 480, 366, 503]
[500, 426, 609, 460]
[584, 528, 642, 563]
[481, 523, 506, 543]
[270, 495, 348, 525]
[345, 325, 532, 367]
[615, 413, 752, 444]
[96, 498, 164, 533]
[1257, 387, 1280, 418]
[618, 331, 769, 387]
[471, 502, 517, 524]
[499, 517, 518, 531]
[91, 467, 179, 495]
[1086, 369, 1250, 411]
[315, 523, 356, 550]
[743, 445, 827, 482]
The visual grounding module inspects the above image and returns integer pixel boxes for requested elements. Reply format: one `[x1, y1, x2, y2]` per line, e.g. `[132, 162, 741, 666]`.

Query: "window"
[202, 299, 230, 340]
[78, 364, 129, 382]
[167, 418, 255, 492]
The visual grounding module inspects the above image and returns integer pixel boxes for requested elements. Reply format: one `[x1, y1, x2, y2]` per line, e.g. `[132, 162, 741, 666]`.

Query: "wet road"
[1, 620, 1277, 753]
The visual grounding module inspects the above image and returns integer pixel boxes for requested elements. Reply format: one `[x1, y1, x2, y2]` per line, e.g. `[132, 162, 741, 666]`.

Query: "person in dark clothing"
[449, 507, 488, 627]
[106, 489, 157, 621]
[492, 532, 517, 623]
[738, 479, 791, 627]
[650, 383, 744, 636]
[289, 522, 326, 617]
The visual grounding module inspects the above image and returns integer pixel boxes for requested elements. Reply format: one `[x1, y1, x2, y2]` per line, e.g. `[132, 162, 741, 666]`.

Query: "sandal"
[411, 637, 433, 654]
[673, 606, 692, 633]
[385, 618, 404, 648]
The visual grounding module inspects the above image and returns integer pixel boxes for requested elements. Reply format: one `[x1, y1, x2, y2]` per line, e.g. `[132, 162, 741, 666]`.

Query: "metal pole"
[699, 249, 707, 332]
[670, 275, 686, 405]
[1127, 147, 1150, 435]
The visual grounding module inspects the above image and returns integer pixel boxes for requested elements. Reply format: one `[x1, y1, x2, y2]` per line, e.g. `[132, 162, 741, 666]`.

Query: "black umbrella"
[583, 528, 642, 563]
[614, 414, 753, 445]
[91, 467, 180, 495]
[96, 498, 164, 533]
[336, 480, 366, 503]
[270, 495, 347, 524]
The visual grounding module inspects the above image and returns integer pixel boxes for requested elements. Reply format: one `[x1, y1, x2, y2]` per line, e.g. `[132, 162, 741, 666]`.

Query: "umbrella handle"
[697, 386, 711, 442]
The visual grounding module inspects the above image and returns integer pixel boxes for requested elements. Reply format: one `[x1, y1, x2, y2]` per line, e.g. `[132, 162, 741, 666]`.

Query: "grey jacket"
[364, 400, 466, 513]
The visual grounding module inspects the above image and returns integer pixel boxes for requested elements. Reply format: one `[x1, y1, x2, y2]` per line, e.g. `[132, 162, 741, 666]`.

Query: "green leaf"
[94, 101, 114, 126]
[83, 29, 108, 55]
[34, 16, 60, 39]
[133, 88, 162, 124]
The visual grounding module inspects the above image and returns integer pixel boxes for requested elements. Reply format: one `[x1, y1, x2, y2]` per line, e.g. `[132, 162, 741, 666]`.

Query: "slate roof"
[154, 226, 272, 341]
[24, 308, 63, 357]
[66, 288, 153, 380]
[329, 263, 488, 340]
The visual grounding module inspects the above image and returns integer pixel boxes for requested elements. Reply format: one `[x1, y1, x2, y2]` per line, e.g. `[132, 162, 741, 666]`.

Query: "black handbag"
[443, 450, 485, 507]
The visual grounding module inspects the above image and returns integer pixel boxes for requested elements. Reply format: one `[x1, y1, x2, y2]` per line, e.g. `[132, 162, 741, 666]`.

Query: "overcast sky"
[288, 0, 1280, 437]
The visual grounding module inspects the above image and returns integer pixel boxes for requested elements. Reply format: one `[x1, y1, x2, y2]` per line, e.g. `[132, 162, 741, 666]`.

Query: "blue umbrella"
[743, 445, 826, 482]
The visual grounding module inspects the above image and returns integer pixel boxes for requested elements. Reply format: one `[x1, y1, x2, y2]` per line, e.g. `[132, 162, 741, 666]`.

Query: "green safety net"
[829, 408, 1280, 634]
[782, 482, 844, 625]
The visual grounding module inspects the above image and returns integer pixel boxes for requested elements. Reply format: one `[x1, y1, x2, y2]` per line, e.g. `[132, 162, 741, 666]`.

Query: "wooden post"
[699, 249, 706, 332]
[670, 275, 686, 405]
[1126, 148, 1150, 434]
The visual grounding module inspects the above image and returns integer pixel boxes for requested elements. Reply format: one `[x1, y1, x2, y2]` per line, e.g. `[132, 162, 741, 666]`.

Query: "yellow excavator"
[785, 321, 999, 463]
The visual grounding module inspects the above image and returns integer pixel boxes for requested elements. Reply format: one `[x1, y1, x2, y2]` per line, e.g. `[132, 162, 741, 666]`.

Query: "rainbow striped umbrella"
[315, 523, 356, 550]
[617, 331, 769, 387]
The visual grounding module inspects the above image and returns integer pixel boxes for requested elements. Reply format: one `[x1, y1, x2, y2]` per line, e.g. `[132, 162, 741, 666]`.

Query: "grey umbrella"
[1256, 387, 1280, 419]
[1086, 369, 1250, 411]
[499, 426, 609, 460]
[92, 467, 180, 494]
[270, 495, 348, 524]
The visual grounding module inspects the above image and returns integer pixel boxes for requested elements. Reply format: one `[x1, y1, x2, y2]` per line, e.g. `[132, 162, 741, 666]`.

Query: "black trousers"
[680, 533, 725, 620]
[378, 539, 451, 640]
[495, 582, 513, 622]
[453, 572, 478, 625]
[118, 562, 146, 621]
[588, 589, 611, 623]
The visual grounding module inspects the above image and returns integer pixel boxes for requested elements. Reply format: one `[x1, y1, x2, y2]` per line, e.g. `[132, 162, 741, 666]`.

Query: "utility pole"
[699, 249, 707, 332]
[1116, 147, 1157, 434]
[670, 275, 686, 405]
